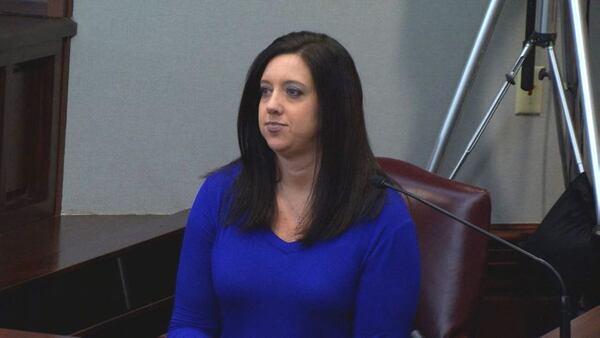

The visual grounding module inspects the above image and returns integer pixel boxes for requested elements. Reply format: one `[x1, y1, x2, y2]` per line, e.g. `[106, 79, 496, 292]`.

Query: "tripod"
[427, 0, 600, 234]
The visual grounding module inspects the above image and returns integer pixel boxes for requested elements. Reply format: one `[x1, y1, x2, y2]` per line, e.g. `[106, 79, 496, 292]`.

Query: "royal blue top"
[168, 164, 420, 338]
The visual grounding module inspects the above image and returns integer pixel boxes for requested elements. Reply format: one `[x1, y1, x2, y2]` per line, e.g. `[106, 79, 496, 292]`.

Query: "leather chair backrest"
[377, 157, 491, 338]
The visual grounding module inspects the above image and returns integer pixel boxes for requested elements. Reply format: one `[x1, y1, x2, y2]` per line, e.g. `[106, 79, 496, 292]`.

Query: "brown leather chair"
[377, 157, 491, 338]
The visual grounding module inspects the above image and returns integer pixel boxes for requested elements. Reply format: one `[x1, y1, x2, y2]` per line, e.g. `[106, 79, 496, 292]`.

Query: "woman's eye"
[286, 87, 303, 98]
[259, 86, 272, 97]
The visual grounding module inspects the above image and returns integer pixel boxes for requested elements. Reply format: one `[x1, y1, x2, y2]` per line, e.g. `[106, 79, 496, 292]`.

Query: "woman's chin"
[268, 145, 290, 156]
[262, 135, 286, 150]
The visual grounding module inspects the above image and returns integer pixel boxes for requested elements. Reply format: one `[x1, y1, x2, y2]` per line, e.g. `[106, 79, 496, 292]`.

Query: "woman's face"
[258, 53, 319, 159]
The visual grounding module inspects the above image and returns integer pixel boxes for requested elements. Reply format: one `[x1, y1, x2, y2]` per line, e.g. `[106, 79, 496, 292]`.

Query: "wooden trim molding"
[490, 223, 539, 241]
[0, 0, 72, 18]
[53, 26, 72, 215]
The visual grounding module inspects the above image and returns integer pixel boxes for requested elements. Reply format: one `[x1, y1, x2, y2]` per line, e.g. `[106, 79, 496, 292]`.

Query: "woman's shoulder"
[351, 188, 419, 273]
[359, 188, 416, 246]
[191, 160, 241, 209]
[202, 160, 242, 190]
[377, 188, 412, 225]
[187, 160, 241, 228]
[349, 188, 414, 244]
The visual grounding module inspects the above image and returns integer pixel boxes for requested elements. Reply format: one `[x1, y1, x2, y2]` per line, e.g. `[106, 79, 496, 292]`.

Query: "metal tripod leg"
[449, 41, 535, 180]
[547, 45, 585, 174]
[567, 0, 600, 233]
[427, 0, 506, 173]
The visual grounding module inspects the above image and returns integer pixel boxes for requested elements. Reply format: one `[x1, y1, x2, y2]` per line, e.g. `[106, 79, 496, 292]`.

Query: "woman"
[168, 31, 420, 338]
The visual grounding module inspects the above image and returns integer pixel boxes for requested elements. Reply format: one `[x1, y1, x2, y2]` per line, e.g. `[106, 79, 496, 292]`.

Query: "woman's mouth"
[265, 122, 286, 132]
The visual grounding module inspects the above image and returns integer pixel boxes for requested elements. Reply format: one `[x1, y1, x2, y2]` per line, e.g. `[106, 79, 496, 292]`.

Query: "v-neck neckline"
[264, 229, 304, 254]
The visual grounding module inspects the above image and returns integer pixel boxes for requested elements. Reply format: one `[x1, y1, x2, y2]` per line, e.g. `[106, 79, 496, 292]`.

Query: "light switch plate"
[515, 65, 544, 115]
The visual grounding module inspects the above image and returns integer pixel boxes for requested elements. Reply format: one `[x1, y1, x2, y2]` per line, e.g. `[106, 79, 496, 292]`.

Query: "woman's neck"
[276, 153, 317, 193]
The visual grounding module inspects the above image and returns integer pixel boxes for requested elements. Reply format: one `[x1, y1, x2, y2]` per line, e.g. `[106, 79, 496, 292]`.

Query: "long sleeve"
[353, 193, 421, 338]
[168, 176, 224, 338]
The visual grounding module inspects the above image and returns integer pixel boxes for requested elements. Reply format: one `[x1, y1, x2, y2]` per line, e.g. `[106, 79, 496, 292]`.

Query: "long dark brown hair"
[225, 31, 387, 245]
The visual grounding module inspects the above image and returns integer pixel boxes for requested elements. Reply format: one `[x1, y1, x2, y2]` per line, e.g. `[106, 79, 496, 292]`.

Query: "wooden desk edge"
[0, 328, 75, 338]
[541, 305, 600, 338]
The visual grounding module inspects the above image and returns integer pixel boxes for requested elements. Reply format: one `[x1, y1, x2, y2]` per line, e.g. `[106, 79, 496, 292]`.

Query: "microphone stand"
[370, 176, 571, 338]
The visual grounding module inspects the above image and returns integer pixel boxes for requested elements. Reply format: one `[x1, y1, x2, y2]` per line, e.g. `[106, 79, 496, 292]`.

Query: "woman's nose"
[265, 91, 283, 115]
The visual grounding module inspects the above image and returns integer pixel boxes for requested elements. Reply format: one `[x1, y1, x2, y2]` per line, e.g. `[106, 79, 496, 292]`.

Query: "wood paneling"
[53, 26, 72, 215]
[5, 57, 54, 209]
[0, 14, 75, 232]
[0, 1, 71, 18]
[478, 223, 566, 337]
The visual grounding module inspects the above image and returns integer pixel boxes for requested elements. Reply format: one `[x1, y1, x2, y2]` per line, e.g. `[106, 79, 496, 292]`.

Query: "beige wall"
[63, 0, 599, 223]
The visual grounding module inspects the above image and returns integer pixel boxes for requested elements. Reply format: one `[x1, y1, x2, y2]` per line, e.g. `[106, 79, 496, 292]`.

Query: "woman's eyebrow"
[260, 79, 309, 89]
[283, 80, 307, 88]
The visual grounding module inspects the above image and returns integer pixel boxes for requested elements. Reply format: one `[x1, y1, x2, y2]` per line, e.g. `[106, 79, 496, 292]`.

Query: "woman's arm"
[168, 177, 224, 337]
[353, 195, 421, 338]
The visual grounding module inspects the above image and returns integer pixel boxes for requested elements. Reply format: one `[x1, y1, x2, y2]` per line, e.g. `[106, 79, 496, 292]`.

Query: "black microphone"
[370, 175, 571, 338]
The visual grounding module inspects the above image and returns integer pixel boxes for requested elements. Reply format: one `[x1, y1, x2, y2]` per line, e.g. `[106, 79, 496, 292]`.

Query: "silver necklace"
[278, 185, 308, 227]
